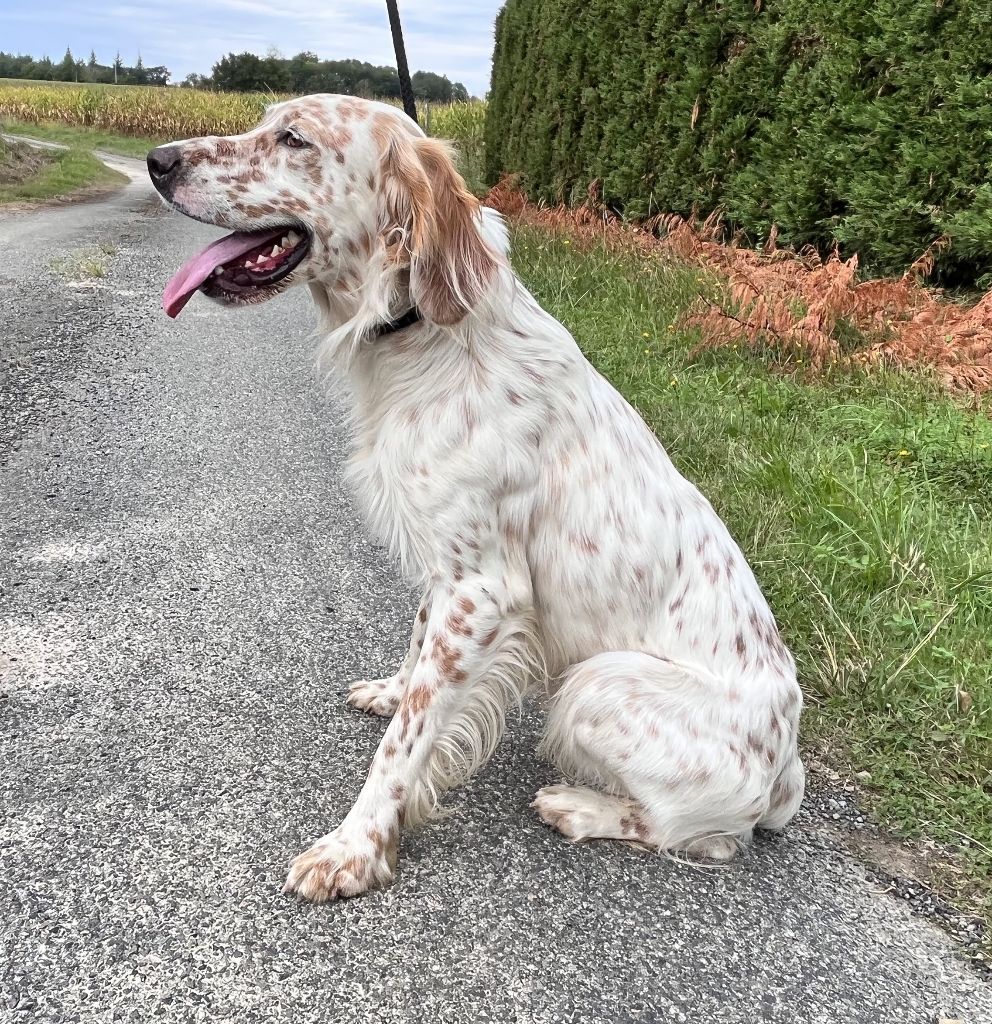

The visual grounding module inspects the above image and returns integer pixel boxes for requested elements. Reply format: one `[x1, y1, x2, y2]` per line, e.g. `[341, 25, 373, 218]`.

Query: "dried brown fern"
[484, 179, 992, 395]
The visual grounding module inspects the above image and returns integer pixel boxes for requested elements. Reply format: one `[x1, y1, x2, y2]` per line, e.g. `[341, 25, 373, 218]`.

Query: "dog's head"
[149, 94, 497, 325]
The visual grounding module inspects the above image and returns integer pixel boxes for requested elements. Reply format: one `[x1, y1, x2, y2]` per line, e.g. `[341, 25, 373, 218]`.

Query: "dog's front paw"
[347, 675, 404, 717]
[283, 826, 396, 902]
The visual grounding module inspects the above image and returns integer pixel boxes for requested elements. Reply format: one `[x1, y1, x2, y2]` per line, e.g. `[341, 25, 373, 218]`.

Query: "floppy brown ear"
[378, 132, 497, 325]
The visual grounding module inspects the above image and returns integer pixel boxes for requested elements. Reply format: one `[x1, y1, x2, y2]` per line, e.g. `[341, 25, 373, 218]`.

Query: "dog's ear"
[378, 132, 497, 325]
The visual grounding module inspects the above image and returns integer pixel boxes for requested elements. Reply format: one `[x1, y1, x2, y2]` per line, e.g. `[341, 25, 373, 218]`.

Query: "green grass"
[0, 138, 126, 203]
[1, 118, 160, 159]
[511, 226, 992, 921]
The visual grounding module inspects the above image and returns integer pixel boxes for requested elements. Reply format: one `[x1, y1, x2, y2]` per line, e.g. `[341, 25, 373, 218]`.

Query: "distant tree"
[181, 72, 211, 89]
[128, 53, 147, 85]
[57, 46, 76, 81]
[287, 51, 319, 93]
[82, 51, 115, 85]
[82, 54, 101, 83]
[372, 65, 401, 97]
[211, 52, 266, 92]
[412, 70, 454, 102]
[259, 47, 289, 92]
[112, 51, 124, 84]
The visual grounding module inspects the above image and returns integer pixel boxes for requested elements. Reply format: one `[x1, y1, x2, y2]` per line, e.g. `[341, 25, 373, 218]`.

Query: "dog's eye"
[279, 129, 310, 150]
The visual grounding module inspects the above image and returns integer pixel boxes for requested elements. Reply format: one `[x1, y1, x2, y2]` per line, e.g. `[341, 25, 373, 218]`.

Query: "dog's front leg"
[285, 577, 524, 902]
[347, 588, 432, 717]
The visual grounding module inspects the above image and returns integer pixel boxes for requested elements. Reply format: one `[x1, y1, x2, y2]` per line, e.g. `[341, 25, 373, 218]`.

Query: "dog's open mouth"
[162, 226, 311, 318]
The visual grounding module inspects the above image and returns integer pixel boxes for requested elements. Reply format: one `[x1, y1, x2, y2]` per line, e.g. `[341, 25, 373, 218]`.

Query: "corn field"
[0, 82, 487, 188]
[0, 83, 271, 137]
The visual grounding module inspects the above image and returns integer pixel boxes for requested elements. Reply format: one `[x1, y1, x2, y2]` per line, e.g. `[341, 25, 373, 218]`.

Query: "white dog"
[147, 93, 805, 902]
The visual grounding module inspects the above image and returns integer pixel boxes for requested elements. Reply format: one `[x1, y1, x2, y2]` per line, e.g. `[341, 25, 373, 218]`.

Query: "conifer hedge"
[485, 0, 992, 285]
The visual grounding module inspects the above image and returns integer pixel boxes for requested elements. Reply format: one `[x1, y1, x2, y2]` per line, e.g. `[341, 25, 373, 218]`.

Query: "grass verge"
[0, 137, 126, 204]
[510, 225, 992, 935]
[1, 118, 160, 159]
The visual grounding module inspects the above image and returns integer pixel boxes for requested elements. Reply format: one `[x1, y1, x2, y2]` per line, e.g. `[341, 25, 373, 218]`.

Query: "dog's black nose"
[147, 145, 182, 183]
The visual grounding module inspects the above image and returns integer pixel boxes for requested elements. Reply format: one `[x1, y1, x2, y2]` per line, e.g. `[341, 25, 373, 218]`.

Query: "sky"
[3, 0, 505, 96]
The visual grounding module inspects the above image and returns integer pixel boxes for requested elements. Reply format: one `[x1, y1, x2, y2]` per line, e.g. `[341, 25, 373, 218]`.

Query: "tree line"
[190, 51, 469, 102]
[0, 48, 471, 102]
[0, 49, 168, 86]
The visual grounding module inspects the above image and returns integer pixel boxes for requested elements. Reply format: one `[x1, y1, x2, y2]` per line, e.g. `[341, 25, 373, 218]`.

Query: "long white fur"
[155, 94, 806, 900]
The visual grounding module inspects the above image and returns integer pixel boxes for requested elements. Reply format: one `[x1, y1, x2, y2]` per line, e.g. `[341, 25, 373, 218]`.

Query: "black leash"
[385, 0, 418, 126]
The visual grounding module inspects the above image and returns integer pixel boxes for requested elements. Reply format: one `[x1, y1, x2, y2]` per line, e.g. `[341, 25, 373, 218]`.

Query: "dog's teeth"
[213, 266, 224, 276]
[280, 235, 291, 248]
[287, 230, 301, 245]
[270, 245, 282, 257]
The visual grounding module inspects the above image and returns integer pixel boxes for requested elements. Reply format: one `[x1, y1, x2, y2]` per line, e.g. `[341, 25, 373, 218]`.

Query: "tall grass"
[422, 99, 486, 193]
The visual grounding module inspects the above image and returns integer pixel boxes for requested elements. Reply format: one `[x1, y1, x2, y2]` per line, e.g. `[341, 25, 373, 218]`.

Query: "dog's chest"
[344, 401, 505, 579]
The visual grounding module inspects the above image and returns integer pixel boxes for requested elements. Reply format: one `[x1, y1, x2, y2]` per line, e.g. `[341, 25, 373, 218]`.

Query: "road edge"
[0, 133, 136, 212]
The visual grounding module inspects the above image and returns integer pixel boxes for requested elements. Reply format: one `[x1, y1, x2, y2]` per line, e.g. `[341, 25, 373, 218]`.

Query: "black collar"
[371, 306, 423, 339]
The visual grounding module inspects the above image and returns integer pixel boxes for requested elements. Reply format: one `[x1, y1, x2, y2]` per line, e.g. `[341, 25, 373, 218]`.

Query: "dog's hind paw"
[677, 834, 741, 863]
[532, 784, 642, 844]
[346, 675, 404, 717]
[283, 825, 396, 902]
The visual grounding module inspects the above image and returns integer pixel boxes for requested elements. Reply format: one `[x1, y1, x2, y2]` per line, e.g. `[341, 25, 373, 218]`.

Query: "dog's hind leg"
[347, 589, 431, 717]
[536, 651, 802, 861]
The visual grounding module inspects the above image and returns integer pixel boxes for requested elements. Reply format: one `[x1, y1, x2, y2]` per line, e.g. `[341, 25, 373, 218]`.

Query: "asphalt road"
[1, 158, 990, 1024]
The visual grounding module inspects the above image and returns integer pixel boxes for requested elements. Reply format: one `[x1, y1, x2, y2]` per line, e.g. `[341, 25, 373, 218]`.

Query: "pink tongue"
[162, 228, 286, 318]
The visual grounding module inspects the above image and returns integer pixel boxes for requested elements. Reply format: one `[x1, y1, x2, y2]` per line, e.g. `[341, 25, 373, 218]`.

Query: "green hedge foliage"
[485, 0, 992, 285]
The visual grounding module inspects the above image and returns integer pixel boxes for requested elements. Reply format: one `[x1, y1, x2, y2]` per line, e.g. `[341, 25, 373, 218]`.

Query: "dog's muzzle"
[147, 145, 183, 199]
